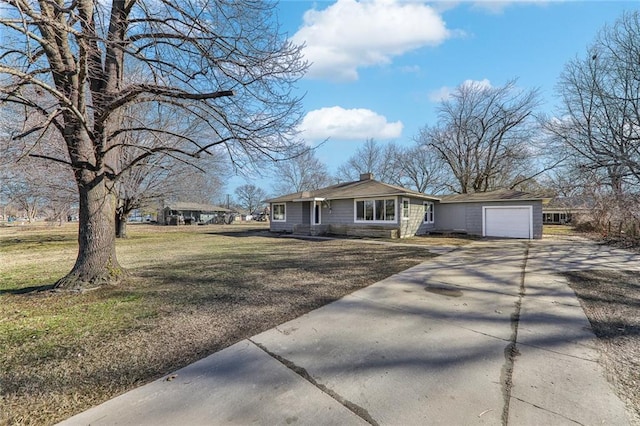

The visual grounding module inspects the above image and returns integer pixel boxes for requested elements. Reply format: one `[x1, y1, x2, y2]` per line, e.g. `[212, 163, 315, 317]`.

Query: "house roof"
[165, 202, 231, 212]
[544, 196, 593, 210]
[266, 177, 440, 203]
[439, 189, 550, 204]
[542, 196, 592, 213]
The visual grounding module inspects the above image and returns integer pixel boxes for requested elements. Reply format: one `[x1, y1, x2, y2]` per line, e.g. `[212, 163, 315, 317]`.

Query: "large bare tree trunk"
[55, 174, 124, 290]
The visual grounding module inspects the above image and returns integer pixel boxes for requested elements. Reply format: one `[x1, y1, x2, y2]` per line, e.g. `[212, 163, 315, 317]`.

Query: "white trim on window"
[423, 201, 434, 224]
[354, 198, 397, 223]
[272, 203, 286, 222]
[402, 198, 410, 220]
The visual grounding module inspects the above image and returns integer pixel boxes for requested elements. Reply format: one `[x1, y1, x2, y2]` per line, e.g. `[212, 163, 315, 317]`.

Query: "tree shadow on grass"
[204, 228, 275, 238]
[0, 284, 55, 295]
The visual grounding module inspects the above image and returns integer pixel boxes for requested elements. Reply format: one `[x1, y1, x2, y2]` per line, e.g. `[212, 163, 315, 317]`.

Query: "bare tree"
[417, 80, 547, 194]
[335, 139, 451, 193]
[545, 11, 640, 237]
[0, 159, 77, 223]
[272, 150, 334, 194]
[336, 139, 403, 184]
[165, 158, 228, 205]
[234, 184, 267, 215]
[114, 153, 227, 237]
[112, 105, 229, 238]
[1, 105, 77, 224]
[0, 173, 46, 222]
[540, 169, 582, 199]
[548, 11, 640, 194]
[397, 144, 449, 194]
[0, 1, 307, 289]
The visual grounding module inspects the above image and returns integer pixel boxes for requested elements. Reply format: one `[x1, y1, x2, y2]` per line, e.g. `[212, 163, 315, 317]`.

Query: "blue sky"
[232, 0, 637, 197]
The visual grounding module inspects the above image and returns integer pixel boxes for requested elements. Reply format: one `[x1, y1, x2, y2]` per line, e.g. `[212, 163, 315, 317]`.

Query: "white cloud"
[471, 0, 554, 14]
[292, 0, 450, 81]
[429, 78, 492, 102]
[428, 86, 453, 103]
[299, 106, 403, 141]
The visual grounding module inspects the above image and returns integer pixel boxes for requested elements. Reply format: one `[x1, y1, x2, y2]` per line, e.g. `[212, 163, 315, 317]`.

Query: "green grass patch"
[0, 233, 77, 252]
[1, 290, 155, 368]
[542, 224, 580, 236]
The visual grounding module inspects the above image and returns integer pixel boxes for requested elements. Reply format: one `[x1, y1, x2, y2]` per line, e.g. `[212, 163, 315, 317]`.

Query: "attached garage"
[483, 206, 532, 239]
[433, 190, 548, 239]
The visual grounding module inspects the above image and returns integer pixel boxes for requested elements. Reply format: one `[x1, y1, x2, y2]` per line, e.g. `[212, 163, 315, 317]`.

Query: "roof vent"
[359, 173, 374, 181]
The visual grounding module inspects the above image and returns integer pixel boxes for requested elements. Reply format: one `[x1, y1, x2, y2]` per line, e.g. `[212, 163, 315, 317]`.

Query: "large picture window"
[355, 198, 396, 222]
[272, 203, 286, 222]
[423, 201, 434, 224]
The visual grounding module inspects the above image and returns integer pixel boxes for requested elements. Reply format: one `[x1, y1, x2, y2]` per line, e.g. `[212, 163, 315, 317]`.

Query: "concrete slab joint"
[249, 339, 379, 426]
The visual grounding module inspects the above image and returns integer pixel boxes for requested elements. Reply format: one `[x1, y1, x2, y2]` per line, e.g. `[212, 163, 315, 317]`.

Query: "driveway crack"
[249, 339, 379, 426]
[501, 242, 529, 425]
[511, 396, 585, 425]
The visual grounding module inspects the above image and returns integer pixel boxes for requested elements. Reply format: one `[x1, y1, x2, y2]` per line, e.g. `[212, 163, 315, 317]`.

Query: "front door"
[314, 203, 321, 224]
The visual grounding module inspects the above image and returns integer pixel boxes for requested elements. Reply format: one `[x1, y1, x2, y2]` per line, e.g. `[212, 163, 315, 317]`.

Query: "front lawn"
[0, 223, 436, 425]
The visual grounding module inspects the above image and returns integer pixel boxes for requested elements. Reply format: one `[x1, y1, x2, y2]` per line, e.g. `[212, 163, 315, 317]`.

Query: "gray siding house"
[267, 174, 546, 239]
[267, 173, 438, 238]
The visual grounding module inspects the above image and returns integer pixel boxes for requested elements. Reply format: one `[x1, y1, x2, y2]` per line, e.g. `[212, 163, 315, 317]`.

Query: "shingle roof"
[165, 202, 231, 212]
[266, 178, 440, 203]
[439, 189, 548, 203]
[544, 196, 593, 209]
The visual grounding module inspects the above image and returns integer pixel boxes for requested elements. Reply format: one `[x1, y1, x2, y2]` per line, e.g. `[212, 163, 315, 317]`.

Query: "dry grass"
[564, 270, 640, 424]
[0, 223, 437, 425]
[542, 224, 581, 236]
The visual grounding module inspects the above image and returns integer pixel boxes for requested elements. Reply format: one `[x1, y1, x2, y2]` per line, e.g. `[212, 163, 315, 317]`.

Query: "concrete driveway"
[60, 237, 640, 425]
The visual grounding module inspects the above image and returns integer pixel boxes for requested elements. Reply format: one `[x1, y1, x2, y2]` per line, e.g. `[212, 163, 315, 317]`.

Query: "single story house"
[266, 173, 548, 239]
[542, 197, 591, 225]
[158, 202, 232, 225]
[543, 208, 574, 225]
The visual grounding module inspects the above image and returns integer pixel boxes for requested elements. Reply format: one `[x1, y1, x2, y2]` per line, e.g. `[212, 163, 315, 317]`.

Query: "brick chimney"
[359, 173, 374, 181]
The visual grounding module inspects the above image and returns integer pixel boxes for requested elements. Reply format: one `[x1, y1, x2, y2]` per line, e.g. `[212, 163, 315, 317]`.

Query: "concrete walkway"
[59, 238, 640, 425]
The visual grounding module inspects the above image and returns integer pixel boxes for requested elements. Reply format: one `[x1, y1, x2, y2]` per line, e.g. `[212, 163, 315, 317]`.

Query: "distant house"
[266, 173, 547, 239]
[542, 197, 591, 225]
[158, 202, 232, 225]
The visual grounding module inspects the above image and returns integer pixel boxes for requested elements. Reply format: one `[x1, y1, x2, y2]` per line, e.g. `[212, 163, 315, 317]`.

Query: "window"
[355, 198, 396, 222]
[423, 201, 434, 224]
[272, 203, 286, 221]
[385, 199, 395, 221]
[375, 200, 385, 221]
[402, 198, 410, 220]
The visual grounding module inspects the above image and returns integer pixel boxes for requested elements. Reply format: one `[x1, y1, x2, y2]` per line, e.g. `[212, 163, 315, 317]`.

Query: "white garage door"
[483, 206, 532, 239]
